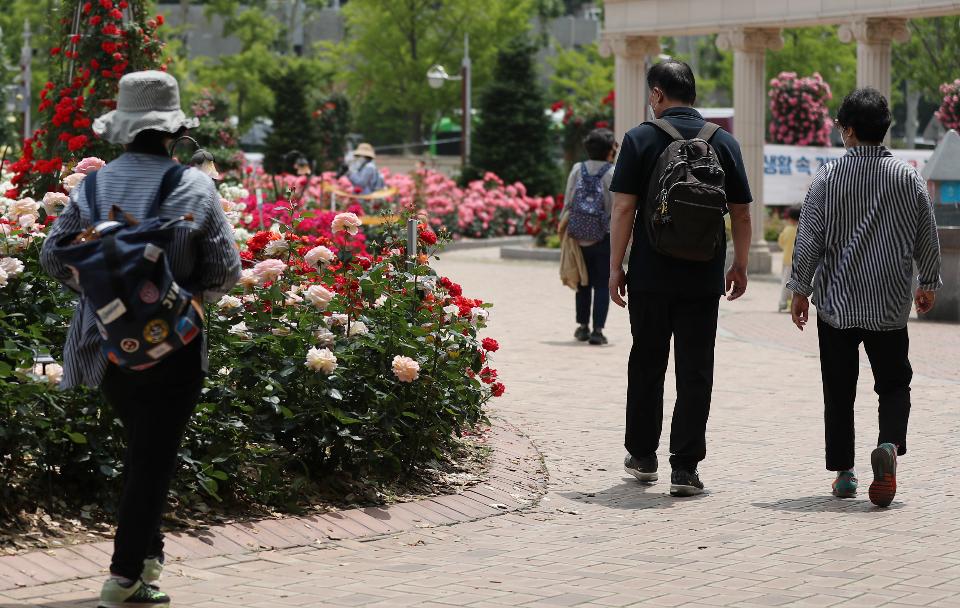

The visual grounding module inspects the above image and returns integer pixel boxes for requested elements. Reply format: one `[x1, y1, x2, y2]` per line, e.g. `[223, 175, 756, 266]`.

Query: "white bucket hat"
[93, 70, 199, 145]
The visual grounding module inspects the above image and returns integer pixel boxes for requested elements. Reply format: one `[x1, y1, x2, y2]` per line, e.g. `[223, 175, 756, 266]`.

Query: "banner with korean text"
[763, 145, 933, 206]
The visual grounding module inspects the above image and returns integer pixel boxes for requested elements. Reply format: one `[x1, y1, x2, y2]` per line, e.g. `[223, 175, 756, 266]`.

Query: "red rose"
[491, 382, 506, 397]
[418, 229, 437, 246]
[68, 135, 88, 152]
[101, 41, 117, 54]
[481, 338, 499, 352]
[156, 14, 165, 25]
[99, 0, 113, 8]
[110, 8, 123, 19]
[90, 15, 102, 26]
[82, 2, 92, 13]
[448, 283, 462, 297]
[50, 47, 61, 56]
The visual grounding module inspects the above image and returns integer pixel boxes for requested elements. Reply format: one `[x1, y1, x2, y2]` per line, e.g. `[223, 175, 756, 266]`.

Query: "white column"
[717, 28, 783, 275]
[599, 34, 661, 145]
[838, 18, 910, 145]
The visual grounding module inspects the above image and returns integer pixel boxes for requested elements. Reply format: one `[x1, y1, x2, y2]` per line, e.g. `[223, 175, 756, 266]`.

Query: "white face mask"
[648, 104, 657, 119]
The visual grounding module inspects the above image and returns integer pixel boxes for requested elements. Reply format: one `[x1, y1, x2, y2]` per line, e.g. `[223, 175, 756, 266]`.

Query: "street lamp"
[426, 33, 471, 168]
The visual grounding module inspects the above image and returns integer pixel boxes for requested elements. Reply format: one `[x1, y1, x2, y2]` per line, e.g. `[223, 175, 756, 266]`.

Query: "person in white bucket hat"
[93, 70, 199, 144]
[41, 70, 240, 608]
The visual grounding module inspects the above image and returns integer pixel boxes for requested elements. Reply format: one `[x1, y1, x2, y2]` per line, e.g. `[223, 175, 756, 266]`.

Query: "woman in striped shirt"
[41, 71, 240, 608]
[787, 87, 941, 508]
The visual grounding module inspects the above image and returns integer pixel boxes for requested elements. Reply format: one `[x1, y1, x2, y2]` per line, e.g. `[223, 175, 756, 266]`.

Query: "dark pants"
[625, 293, 719, 470]
[101, 339, 204, 580]
[575, 235, 611, 330]
[817, 319, 912, 471]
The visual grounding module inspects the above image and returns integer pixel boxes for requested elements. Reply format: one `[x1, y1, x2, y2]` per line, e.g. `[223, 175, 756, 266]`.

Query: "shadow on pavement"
[539, 340, 592, 348]
[559, 479, 709, 510]
[0, 601, 95, 607]
[752, 496, 904, 512]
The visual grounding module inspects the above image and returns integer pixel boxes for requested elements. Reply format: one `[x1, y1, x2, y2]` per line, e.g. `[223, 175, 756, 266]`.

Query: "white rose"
[470, 307, 489, 326]
[218, 295, 243, 312]
[0, 267, 8, 288]
[44, 363, 63, 385]
[228, 321, 251, 338]
[238, 269, 259, 288]
[304, 245, 336, 268]
[305, 285, 335, 309]
[284, 288, 304, 306]
[263, 238, 290, 257]
[305, 346, 338, 374]
[314, 327, 336, 347]
[418, 277, 436, 293]
[326, 313, 348, 327]
[10, 197, 40, 218]
[348, 321, 369, 336]
[373, 294, 389, 308]
[62, 172, 86, 193]
[0, 257, 24, 277]
[443, 304, 459, 322]
[392, 355, 420, 383]
[18, 214, 37, 229]
[234, 227, 252, 243]
[42, 192, 70, 215]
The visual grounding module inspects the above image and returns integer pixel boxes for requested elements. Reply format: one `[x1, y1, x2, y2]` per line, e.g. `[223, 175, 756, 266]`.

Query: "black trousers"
[817, 319, 912, 471]
[625, 293, 720, 470]
[575, 235, 611, 330]
[101, 339, 204, 580]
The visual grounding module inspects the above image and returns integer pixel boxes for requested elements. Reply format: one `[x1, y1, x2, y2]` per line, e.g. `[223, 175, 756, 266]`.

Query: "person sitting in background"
[777, 205, 801, 312]
[562, 128, 617, 345]
[347, 142, 385, 194]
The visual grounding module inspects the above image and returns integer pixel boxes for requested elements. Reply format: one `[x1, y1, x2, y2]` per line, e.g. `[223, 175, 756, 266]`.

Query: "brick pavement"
[6, 250, 960, 607]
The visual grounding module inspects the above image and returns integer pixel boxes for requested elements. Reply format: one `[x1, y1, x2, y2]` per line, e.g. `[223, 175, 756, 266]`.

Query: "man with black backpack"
[609, 60, 753, 497]
[41, 71, 241, 607]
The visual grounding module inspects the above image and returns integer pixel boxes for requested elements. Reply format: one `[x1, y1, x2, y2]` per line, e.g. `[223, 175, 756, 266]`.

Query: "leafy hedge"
[1, 177, 502, 515]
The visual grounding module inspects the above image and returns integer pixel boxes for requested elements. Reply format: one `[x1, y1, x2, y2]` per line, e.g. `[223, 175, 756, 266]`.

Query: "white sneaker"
[142, 556, 164, 586]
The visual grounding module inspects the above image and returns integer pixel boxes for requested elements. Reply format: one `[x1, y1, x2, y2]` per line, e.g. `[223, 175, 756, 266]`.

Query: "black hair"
[583, 128, 616, 161]
[127, 127, 188, 156]
[647, 59, 697, 105]
[836, 88, 891, 144]
[787, 206, 802, 221]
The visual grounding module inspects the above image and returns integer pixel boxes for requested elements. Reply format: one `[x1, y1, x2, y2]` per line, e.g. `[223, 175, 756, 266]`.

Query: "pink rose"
[252, 258, 287, 284]
[331, 212, 362, 235]
[62, 173, 86, 193]
[392, 355, 420, 383]
[74, 157, 106, 175]
[42, 191, 70, 215]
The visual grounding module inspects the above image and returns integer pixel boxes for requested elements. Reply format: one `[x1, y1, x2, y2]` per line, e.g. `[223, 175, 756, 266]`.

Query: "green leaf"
[328, 388, 343, 400]
[209, 470, 228, 481]
[66, 432, 87, 444]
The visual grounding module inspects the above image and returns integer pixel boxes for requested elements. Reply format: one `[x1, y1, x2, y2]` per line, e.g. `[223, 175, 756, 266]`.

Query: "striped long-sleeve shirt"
[41, 152, 241, 389]
[787, 146, 941, 331]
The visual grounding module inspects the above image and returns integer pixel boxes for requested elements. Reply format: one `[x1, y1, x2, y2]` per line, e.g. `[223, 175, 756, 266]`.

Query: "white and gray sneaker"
[670, 469, 705, 497]
[142, 556, 163, 586]
[624, 453, 658, 482]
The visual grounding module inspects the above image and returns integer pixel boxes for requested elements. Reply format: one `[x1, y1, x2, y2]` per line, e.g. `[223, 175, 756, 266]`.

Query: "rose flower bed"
[0, 162, 504, 520]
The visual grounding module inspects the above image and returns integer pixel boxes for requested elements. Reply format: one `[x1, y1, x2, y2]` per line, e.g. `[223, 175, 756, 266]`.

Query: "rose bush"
[0, 162, 504, 514]
[240, 167, 557, 242]
[935, 79, 960, 131]
[768, 72, 833, 146]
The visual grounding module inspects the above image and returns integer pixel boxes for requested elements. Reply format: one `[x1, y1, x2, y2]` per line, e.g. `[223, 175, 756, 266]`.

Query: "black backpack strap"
[648, 118, 685, 142]
[697, 122, 721, 142]
[83, 170, 100, 223]
[148, 164, 188, 217]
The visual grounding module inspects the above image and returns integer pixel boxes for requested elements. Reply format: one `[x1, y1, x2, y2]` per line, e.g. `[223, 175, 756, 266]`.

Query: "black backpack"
[644, 119, 727, 262]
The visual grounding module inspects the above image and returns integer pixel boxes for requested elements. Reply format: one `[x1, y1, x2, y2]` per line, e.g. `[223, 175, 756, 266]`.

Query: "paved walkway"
[6, 250, 960, 607]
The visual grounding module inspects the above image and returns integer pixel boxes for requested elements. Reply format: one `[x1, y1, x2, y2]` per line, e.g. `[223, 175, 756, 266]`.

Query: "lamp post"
[427, 32, 471, 168]
[20, 19, 31, 141]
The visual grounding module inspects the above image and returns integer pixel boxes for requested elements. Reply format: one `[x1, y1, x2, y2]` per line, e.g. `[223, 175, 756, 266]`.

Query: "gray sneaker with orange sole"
[869, 443, 898, 507]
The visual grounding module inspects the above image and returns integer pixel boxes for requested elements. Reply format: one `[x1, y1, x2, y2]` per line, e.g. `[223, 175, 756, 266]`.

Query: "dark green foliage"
[312, 92, 351, 172]
[183, 89, 244, 174]
[262, 63, 321, 174]
[465, 39, 560, 196]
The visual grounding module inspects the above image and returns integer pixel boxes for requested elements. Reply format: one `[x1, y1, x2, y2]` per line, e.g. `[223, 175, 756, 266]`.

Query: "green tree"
[262, 60, 322, 174]
[466, 39, 559, 195]
[548, 42, 613, 110]
[335, 0, 535, 147]
[894, 16, 960, 100]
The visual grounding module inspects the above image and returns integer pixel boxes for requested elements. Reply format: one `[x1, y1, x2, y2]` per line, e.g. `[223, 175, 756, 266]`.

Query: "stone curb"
[0, 418, 547, 591]
[500, 245, 560, 262]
